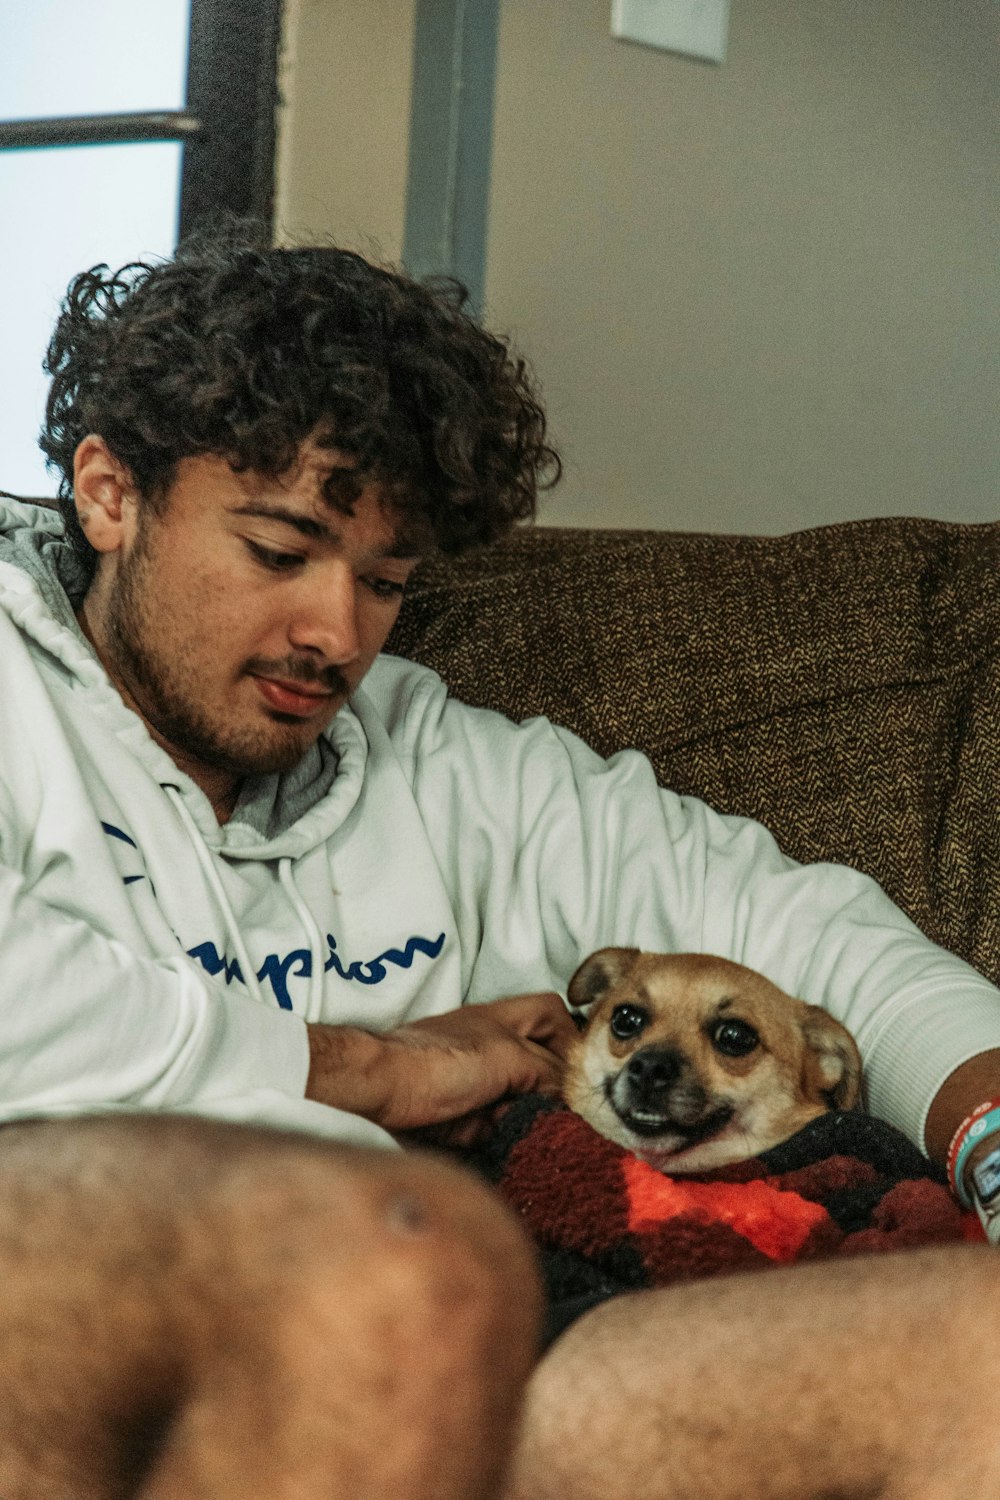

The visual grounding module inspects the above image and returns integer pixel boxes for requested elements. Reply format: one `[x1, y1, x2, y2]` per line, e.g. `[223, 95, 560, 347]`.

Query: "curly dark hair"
[41, 223, 560, 567]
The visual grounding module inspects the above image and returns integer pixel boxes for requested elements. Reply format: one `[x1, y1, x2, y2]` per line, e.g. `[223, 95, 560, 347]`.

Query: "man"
[2, 224, 1000, 1498]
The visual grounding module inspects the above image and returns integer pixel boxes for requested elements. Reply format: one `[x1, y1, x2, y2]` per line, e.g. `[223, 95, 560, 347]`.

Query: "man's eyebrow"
[231, 502, 331, 540]
[230, 502, 420, 559]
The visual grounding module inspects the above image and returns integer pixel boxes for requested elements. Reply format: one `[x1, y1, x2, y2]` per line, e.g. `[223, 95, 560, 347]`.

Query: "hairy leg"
[0, 1114, 540, 1500]
[506, 1244, 1000, 1500]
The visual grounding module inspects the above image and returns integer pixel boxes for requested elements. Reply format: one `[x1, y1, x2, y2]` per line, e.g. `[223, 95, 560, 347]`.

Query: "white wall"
[276, 0, 999, 533]
[275, 0, 416, 264]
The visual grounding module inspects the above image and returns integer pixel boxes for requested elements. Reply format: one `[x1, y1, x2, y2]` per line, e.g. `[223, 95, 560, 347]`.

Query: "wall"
[275, 0, 416, 263]
[276, 0, 999, 533]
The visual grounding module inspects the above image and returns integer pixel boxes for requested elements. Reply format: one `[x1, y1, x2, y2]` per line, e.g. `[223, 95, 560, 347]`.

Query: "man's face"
[80, 444, 421, 804]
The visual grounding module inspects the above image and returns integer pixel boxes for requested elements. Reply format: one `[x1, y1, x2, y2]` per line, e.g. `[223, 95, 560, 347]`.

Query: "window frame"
[0, 0, 284, 237]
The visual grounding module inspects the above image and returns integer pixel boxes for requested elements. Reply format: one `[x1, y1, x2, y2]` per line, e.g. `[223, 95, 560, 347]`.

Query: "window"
[0, 0, 282, 495]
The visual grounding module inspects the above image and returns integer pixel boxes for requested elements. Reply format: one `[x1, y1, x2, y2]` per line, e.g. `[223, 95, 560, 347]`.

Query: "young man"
[2, 225, 1000, 1498]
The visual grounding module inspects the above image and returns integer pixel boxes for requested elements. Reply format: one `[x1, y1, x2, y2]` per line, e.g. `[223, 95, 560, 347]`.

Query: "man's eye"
[364, 576, 407, 602]
[246, 541, 304, 571]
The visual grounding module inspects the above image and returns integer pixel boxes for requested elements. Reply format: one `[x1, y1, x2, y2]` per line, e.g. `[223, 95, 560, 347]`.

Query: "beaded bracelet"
[947, 1100, 1000, 1208]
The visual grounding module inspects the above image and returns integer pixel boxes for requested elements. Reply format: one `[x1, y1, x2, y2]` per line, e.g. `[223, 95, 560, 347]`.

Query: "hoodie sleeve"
[392, 668, 1000, 1155]
[0, 836, 394, 1146]
[0, 599, 396, 1147]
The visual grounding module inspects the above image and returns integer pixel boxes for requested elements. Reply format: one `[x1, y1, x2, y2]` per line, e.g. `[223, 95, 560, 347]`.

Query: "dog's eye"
[609, 1004, 649, 1040]
[711, 1019, 760, 1057]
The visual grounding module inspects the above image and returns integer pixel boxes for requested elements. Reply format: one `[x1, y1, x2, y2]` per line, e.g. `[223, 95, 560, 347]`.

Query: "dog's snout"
[626, 1047, 681, 1096]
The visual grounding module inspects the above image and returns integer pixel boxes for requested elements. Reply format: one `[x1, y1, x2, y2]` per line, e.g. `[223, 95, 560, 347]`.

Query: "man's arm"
[366, 667, 1000, 1159]
[0, 859, 312, 1115]
[0, 858, 575, 1139]
[924, 1049, 1000, 1165]
[305, 992, 576, 1131]
[3, 699, 582, 1138]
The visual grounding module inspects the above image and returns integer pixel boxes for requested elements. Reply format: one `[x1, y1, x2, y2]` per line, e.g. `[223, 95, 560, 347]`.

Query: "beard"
[103, 518, 346, 780]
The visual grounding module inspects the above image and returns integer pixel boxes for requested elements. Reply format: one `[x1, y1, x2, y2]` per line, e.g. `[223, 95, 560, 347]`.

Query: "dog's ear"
[567, 948, 640, 1010]
[799, 1004, 863, 1110]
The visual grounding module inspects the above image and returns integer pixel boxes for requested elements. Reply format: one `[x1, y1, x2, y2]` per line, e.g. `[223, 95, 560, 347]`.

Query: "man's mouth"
[251, 675, 338, 719]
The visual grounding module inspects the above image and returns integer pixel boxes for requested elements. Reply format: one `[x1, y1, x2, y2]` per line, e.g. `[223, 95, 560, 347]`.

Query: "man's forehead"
[317, 472, 429, 559]
[314, 453, 432, 557]
[232, 456, 427, 559]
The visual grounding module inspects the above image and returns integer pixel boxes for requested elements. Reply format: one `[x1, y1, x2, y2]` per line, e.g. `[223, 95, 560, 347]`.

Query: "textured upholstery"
[386, 518, 1000, 984]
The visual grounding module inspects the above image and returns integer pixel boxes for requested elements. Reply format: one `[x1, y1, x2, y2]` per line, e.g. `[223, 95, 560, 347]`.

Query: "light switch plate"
[611, 0, 730, 63]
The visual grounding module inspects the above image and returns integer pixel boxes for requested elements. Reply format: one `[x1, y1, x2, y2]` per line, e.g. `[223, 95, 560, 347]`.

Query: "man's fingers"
[372, 995, 575, 1130]
[490, 992, 578, 1056]
[511, 1037, 568, 1096]
[529, 1016, 577, 1060]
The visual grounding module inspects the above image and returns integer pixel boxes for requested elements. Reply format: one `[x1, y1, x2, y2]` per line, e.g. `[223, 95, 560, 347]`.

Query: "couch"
[387, 515, 1000, 988]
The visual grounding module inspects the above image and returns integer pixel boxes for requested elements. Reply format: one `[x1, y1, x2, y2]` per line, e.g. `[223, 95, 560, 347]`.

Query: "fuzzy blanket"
[461, 1097, 983, 1343]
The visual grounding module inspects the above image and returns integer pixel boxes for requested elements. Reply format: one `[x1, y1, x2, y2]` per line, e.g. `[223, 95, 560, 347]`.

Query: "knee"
[14, 1114, 541, 1372]
[293, 1148, 543, 1377]
[502, 1322, 601, 1500]
[189, 1136, 543, 1389]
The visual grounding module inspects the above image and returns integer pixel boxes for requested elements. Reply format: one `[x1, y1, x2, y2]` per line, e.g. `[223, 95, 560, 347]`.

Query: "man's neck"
[153, 739, 242, 825]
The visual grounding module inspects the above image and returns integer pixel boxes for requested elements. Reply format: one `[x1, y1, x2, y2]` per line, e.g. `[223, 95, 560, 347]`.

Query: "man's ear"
[799, 1004, 863, 1110]
[72, 435, 137, 555]
[567, 948, 640, 1010]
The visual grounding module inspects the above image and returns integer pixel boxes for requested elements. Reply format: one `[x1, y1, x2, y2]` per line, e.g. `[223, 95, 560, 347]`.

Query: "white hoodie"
[2, 497, 999, 1153]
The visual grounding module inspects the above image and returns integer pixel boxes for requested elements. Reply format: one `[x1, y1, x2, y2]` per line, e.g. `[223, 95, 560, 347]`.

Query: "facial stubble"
[103, 516, 339, 779]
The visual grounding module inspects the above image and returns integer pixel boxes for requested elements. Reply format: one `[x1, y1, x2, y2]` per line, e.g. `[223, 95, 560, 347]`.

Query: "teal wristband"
[951, 1106, 1000, 1208]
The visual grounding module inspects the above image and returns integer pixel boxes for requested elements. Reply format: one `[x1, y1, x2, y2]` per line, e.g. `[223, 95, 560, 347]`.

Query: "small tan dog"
[563, 949, 862, 1174]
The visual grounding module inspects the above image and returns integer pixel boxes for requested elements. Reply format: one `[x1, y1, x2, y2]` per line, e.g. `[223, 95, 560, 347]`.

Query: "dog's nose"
[626, 1048, 681, 1097]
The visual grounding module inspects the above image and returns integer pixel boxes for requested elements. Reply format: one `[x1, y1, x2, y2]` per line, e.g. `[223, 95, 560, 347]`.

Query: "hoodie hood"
[0, 496, 366, 857]
[0, 495, 89, 626]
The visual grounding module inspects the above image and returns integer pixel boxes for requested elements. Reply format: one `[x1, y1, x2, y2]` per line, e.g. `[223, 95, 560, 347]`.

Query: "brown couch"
[387, 516, 1000, 988]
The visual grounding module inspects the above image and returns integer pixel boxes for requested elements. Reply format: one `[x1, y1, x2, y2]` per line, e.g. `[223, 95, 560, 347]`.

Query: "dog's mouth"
[603, 1066, 735, 1147]
[612, 1100, 735, 1145]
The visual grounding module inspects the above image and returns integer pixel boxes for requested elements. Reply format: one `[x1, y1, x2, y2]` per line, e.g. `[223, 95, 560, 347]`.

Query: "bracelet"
[947, 1100, 1000, 1207]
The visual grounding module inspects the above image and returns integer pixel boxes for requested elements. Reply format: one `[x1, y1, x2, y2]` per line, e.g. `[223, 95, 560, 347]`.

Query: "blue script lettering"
[186, 941, 245, 988]
[257, 949, 312, 1011]
[187, 931, 447, 1008]
[102, 821, 157, 898]
[101, 821, 138, 849]
[324, 932, 446, 986]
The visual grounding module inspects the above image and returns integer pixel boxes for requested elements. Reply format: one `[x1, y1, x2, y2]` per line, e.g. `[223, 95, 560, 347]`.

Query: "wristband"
[947, 1100, 1000, 1207]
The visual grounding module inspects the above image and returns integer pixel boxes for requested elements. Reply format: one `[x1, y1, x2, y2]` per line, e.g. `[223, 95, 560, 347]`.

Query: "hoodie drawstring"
[166, 787, 267, 1005]
[164, 787, 269, 1006]
[279, 857, 326, 1020]
[166, 788, 326, 1017]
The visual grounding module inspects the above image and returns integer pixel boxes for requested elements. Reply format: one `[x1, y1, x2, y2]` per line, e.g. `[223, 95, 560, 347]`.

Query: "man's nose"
[287, 564, 361, 664]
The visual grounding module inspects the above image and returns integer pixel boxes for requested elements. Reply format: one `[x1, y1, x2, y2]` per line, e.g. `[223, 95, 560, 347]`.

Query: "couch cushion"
[386, 517, 1000, 983]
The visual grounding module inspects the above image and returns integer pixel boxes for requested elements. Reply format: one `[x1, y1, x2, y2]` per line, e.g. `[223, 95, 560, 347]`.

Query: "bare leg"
[0, 1115, 540, 1500]
[507, 1245, 1000, 1500]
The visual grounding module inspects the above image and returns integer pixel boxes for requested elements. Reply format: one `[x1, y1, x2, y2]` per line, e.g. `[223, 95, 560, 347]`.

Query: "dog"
[563, 948, 862, 1173]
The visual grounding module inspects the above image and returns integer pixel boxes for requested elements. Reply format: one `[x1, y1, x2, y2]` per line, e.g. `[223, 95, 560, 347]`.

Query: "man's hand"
[305, 993, 576, 1132]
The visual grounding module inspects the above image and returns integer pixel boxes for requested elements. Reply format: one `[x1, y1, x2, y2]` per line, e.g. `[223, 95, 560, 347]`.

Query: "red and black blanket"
[460, 1096, 983, 1344]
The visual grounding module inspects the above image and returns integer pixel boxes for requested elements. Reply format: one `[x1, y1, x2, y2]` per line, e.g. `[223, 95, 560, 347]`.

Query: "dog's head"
[564, 949, 862, 1173]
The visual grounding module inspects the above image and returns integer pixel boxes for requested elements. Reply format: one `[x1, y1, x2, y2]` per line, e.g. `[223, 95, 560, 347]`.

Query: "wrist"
[924, 1049, 1000, 1164]
[305, 1024, 392, 1122]
[947, 1100, 1000, 1207]
[946, 1106, 1000, 1245]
